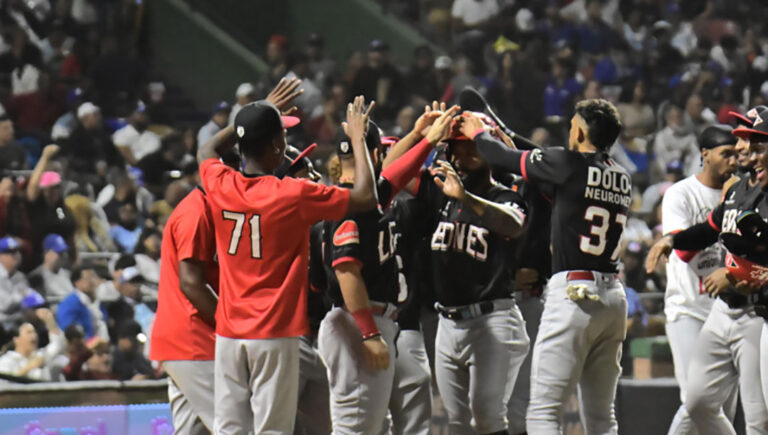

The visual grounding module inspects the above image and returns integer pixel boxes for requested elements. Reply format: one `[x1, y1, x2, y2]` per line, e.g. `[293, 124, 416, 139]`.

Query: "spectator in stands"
[39, 20, 73, 69]
[0, 115, 26, 171]
[50, 87, 84, 141]
[261, 34, 288, 91]
[134, 228, 161, 285]
[62, 335, 116, 381]
[0, 176, 31, 243]
[285, 51, 323, 117]
[0, 236, 28, 328]
[0, 27, 42, 85]
[90, 35, 144, 114]
[306, 32, 336, 88]
[62, 102, 120, 179]
[111, 102, 160, 166]
[146, 82, 173, 126]
[56, 265, 108, 340]
[0, 308, 64, 381]
[3, 72, 63, 135]
[617, 80, 655, 140]
[98, 168, 153, 224]
[229, 82, 256, 125]
[351, 40, 406, 122]
[137, 133, 186, 197]
[576, 0, 615, 56]
[306, 94, 342, 146]
[29, 234, 71, 301]
[654, 105, 700, 179]
[682, 93, 715, 136]
[26, 145, 76, 265]
[113, 320, 155, 381]
[109, 201, 142, 253]
[197, 102, 230, 149]
[65, 194, 115, 254]
[106, 266, 153, 343]
[406, 45, 440, 105]
[544, 56, 582, 119]
[96, 254, 134, 302]
[450, 0, 498, 34]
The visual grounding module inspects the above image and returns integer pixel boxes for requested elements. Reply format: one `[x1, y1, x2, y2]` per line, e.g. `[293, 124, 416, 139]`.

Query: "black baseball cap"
[337, 121, 382, 156]
[699, 124, 736, 150]
[733, 107, 768, 141]
[275, 143, 321, 181]
[234, 101, 284, 152]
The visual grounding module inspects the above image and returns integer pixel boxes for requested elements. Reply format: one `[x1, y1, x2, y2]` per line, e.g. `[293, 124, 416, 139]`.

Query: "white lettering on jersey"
[431, 222, 489, 261]
[378, 221, 398, 264]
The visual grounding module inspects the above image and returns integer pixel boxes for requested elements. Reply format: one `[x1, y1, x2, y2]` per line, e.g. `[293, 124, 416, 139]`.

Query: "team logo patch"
[236, 126, 245, 138]
[340, 141, 350, 153]
[333, 220, 360, 246]
[529, 149, 543, 162]
[754, 113, 764, 127]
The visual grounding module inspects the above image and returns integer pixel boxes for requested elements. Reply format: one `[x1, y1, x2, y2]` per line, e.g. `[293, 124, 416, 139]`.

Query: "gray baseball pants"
[295, 335, 331, 435]
[164, 360, 215, 435]
[508, 291, 543, 435]
[389, 329, 432, 435]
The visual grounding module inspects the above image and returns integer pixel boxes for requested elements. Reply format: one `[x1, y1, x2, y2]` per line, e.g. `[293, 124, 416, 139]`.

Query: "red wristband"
[471, 127, 486, 140]
[350, 307, 380, 339]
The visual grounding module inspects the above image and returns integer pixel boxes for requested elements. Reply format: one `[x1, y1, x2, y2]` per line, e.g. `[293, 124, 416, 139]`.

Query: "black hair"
[64, 324, 85, 342]
[160, 133, 184, 154]
[70, 264, 94, 286]
[574, 99, 622, 151]
[0, 115, 10, 123]
[114, 254, 136, 271]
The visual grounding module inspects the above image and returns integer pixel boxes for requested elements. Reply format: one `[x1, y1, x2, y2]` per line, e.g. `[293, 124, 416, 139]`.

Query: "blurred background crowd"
[0, 0, 767, 382]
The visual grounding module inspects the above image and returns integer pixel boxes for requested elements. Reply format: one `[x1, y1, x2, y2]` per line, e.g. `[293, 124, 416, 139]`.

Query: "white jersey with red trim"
[661, 176, 724, 322]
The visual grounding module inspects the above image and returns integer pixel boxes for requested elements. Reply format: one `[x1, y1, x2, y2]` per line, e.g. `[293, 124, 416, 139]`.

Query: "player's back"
[542, 149, 632, 273]
[199, 159, 350, 340]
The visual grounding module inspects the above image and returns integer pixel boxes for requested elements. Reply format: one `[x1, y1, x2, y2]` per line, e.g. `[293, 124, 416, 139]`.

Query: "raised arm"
[432, 161, 526, 238]
[343, 96, 378, 214]
[382, 101, 445, 168]
[27, 144, 59, 202]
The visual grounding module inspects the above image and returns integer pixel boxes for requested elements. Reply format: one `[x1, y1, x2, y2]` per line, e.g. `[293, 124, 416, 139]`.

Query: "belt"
[718, 292, 759, 309]
[435, 300, 496, 321]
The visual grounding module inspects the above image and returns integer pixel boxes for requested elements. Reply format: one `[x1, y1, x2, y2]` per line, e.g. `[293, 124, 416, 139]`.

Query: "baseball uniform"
[413, 167, 530, 434]
[662, 176, 732, 434]
[150, 187, 219, 434]
[200, 158, 351, 435]
[475, 135, 631, 434]
[672, 177, 768, 435]
[318, 186, 400, 434]
[387, 194, 432, 435]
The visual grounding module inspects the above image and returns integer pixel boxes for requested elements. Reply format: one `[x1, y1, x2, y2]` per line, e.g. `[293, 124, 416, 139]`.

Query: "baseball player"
[317, 107, 457, 433]
[657, 125, 738, 434]
[150, 184, 219, 434]
[197, 83, 379, 434]
[383, 111, 531, 434]
[646, 109, 768, 435]
[471, 99, 630, 434]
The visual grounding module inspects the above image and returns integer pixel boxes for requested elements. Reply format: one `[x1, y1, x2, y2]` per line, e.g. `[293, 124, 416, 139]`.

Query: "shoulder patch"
[333, 220, 360, 246]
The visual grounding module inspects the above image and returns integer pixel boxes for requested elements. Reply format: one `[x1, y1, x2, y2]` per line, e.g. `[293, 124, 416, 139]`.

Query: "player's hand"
[515, 268, 539, 292]
[413, 101, 446, 137]
[425, 105, 461, 145]
[432, 161, 466, 201]
[458, 111, 487, 140]
[41, 144, 60, 160]
[645, 235, 674, 274]
[266, 77, 304, 115]
[703, 268, 735, 297]
[342, 96, 375, 141]
[35, 308, 54, 325]
[362, 336, 390, 370]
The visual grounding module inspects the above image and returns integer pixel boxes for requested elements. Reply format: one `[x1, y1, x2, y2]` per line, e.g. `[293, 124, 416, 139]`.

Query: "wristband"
[351, 307, 380, 340]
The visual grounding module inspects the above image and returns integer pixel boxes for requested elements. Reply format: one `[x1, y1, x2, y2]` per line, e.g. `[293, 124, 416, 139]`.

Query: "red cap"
[725, 252, 768, 286]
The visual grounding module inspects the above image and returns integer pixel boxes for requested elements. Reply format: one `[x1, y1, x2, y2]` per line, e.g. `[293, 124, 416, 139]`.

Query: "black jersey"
[709, 178, 764, 235]
[515, 147, 631, 274]
[323, 182, 399, 306]
[511, 177, 553, 282]
[388, 193, 429, 330]
[416, 170, 528, 306]
[307, 222, 331, 332]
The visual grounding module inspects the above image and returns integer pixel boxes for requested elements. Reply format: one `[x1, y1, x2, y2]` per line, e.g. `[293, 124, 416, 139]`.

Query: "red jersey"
[200, 159, 350, 339]
[150, 188, 219, 361]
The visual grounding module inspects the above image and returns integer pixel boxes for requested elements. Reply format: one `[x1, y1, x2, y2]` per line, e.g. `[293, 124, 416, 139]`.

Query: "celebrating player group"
[150, 75, 768, 435]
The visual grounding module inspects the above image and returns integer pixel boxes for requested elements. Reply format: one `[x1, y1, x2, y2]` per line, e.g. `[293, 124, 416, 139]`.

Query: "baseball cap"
[43, 234, 68, 254]
[77, 102, 99, 119]
[337, 121, 382, 156]
[699, 124, 736, 150]
[275, 143, 321, 180]
[381, 136, 399, 147]
[0, 236, 20, 253]
[212, 101, 231, 116]
[21, 290, 46, 310]
[119, 266, 144, 284]
[40, 171, 62, 188]
[234, 101, 285, 151]
[733, 107, 768, 141]
[282, 115, 301, 128]
[235, 83, 256, 99]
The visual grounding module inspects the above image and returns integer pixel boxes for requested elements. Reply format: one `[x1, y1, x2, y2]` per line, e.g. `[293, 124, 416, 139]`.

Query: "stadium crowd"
[0, 0, 765, 389]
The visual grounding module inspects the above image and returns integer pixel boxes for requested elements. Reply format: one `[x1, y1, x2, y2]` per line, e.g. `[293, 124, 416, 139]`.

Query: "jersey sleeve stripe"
[332, 257, 364, 269]
[707, 211, 721, 232]
[520, 150, 530, 182]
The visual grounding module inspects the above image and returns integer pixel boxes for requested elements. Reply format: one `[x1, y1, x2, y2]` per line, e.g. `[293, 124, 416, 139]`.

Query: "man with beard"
[657, 125, 738, 434]
[646, 108, 768, 435]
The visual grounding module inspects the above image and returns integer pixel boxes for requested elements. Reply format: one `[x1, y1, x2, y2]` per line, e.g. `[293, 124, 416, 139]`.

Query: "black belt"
[436, 300, 495, 321]
[718, 291, 763, 309]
